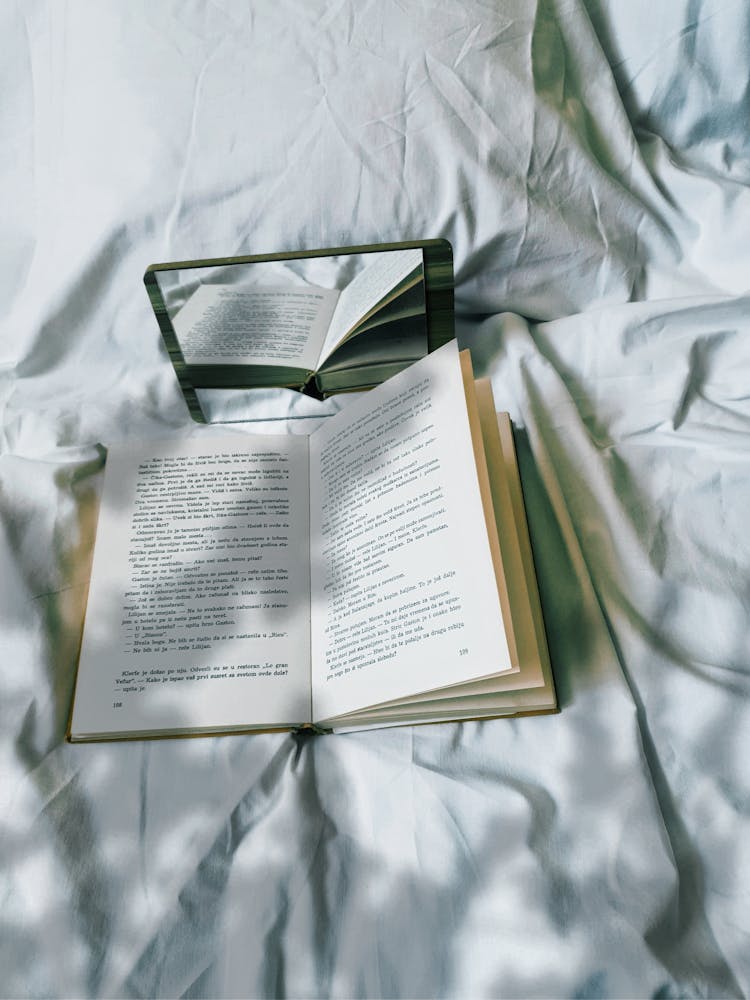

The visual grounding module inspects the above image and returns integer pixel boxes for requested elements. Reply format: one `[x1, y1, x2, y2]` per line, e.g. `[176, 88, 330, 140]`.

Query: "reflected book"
[68, 340, 556, 740]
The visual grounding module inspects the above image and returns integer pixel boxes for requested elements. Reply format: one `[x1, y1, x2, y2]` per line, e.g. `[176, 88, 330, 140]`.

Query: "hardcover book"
[68, 341, 556, 740]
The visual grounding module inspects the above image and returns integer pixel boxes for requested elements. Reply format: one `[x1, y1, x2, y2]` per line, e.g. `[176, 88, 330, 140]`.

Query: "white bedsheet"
[2, 1, 748, 996]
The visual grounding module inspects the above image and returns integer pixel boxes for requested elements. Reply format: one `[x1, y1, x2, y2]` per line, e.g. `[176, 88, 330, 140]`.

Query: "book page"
[308, 341, 513, 723]
[70, 434, 311, 738]
[173, 283, 339, 369]
[317, 248, 424, 364]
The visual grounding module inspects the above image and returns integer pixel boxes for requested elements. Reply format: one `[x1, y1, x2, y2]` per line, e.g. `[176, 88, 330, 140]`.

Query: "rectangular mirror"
[144, 240, 453, 422]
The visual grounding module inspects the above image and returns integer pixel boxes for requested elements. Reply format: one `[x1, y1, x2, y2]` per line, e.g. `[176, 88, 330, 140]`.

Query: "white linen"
[1, 1, 748, 996]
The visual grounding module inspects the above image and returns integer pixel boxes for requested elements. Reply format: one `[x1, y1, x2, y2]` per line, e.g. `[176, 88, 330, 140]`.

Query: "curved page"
[309, 341, 512, 723]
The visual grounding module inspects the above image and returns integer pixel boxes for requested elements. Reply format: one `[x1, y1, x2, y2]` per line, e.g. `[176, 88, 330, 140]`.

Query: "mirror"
[145, 241, 453, 423]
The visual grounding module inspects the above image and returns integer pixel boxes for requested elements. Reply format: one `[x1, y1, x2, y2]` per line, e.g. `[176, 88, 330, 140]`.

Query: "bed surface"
[2, 2, 749, 996]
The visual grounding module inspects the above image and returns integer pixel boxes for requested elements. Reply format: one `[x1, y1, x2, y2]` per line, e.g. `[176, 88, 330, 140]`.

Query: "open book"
[172, 248, 425, 395]
[68, 341, 556, 740]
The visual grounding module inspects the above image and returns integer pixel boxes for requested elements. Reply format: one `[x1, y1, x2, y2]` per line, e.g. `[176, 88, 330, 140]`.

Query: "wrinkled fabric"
[1, 1, 749, 997]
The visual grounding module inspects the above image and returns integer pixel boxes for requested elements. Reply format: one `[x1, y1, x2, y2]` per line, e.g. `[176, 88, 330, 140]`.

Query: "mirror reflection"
[155, 248, 427, 398]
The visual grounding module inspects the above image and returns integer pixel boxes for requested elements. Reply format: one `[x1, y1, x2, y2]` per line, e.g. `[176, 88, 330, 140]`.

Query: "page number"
[458, 648, 469, 657]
